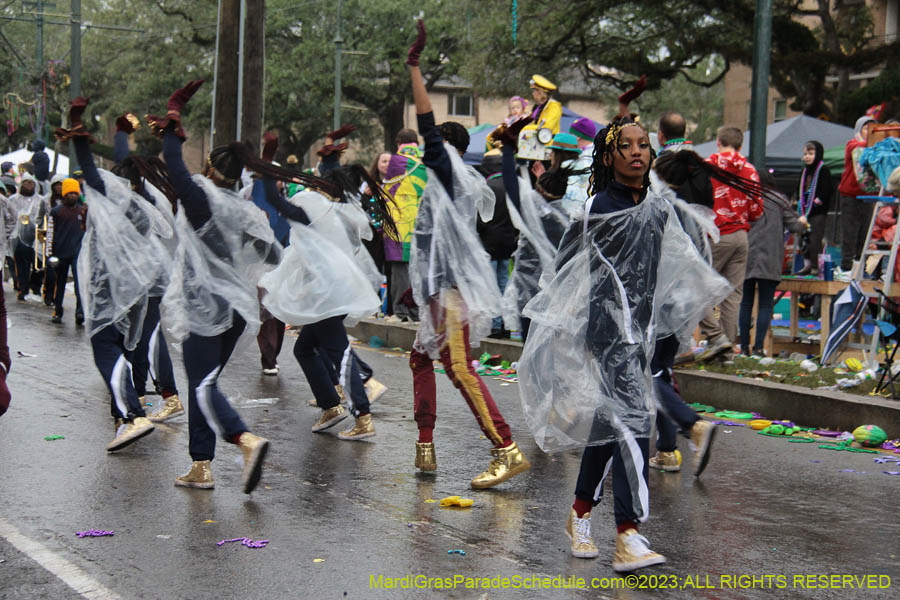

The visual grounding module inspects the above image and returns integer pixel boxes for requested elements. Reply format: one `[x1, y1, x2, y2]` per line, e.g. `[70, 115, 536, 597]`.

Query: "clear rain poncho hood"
[502, 176, 569, 333]
[409, 143, 502, 357]
[259, 190, 381, 327]
[76, 170, 173, 350]
[517, 191, 730, 454]
[161, 175, 281, 351]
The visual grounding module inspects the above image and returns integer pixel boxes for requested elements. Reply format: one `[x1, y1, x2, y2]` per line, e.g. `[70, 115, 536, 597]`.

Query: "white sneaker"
[262, 366, 279, 376]
[383, 315, 401, 323]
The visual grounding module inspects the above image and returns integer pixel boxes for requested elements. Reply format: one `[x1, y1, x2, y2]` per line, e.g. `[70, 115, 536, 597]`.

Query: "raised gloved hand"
[55, 97, 93, 142]
[618, 74, 647, 105]
[115, 113, 139, 134]
[406, 20, 426, 67]
[326, 124, 356, 140]
[147, 80, 204, 140]
[317, 142, 349, 158]
[262, 131, 279, 162]
[497, 115, 533, 148]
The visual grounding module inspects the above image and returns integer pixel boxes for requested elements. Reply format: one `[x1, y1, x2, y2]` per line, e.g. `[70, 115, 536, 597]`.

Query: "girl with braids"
[55, 98, 175, 454]
[151, 80, 307, 493]
[259, 135, 396, 439]
[519, 116, 732, 571]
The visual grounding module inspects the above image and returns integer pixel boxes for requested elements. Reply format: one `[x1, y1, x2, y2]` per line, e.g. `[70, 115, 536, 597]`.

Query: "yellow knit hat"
[62, 178, 81, 196]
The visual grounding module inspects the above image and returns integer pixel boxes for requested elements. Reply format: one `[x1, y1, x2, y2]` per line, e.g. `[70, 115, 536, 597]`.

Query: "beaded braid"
[588, 116, 654, 197]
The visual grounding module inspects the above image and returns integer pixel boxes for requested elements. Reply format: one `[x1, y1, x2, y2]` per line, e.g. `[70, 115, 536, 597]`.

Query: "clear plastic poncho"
[161, 175, 281, 353]
[76, 171, 172, 350]
[409, 144, 502, 357]
[518, 192, 731, 453]
[502, 177, 570, 332]
[259, 191, 381, 326]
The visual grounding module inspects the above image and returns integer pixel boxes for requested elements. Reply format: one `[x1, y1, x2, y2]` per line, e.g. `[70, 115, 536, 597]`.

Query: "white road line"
[0, 517, 121, 600]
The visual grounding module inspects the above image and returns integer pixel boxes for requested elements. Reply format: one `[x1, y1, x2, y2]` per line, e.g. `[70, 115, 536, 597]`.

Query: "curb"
[347, 318, 524, 362]
[674, 369, 900, 435]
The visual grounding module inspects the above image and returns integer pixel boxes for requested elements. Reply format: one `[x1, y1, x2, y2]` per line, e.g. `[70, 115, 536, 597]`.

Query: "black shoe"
[51, 314, 62, 324]
[75, 313, 84, 326]
[16, 293, 26, 302]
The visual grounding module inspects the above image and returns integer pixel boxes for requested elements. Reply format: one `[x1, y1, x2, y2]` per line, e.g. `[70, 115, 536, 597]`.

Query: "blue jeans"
[739, 278, 779, 354]
[490, 259, 510, 331]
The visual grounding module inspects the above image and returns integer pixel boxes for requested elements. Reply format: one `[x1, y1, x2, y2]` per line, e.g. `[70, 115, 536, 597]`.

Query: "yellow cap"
[529, 74, 557, 92]
[62, 178, 81, 197]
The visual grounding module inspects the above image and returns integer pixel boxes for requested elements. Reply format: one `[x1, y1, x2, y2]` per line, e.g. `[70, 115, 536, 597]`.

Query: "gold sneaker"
[174, 460, 214, 489]
[649, 450, 682, 472]
[237, 432, 269, 494]
[364, 378, 388, 403]
[613, 529, 666, 572]
[414, 442, 437, 471]
[689, 420, 717, 477]
[138, 396, 147, 409]
[565, 508, 599, 558]
[148, 395, 185, 423]
[311, 405, 348, 432]
[107, 417, 155, 452]
[470, 442, 531, 489]
[337, 414, 375, 441]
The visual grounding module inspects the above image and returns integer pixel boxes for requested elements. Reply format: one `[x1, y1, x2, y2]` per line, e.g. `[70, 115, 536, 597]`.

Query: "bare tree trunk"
[213, 0, 239, 147]
[241, 0, 265, 150]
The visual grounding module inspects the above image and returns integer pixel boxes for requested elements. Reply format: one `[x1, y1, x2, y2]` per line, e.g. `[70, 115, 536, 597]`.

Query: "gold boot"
[689, 420, 717, 477]
[311, 405, 348, 432]
[337, 414, 375, 441]
[138, 396, 147, 409]
[364, 378, 388, 403]
[470, 442, 531, 489]
[612, 529, 666, 572]
[174, 460, 214, 489]
[565, 509, 599, 558]
[649, 450, 682, 472]
[148, 394, 185, 423]
[414, 442, 437, 471]
[107, 417, 155, 452]
[237, 432, 269, 494]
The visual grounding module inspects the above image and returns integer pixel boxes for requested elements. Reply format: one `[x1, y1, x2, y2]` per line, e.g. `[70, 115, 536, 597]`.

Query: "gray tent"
[694, 115, 854, 178]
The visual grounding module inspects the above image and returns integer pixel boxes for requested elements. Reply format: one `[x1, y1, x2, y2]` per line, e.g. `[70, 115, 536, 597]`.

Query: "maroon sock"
[418, 428, 433, 444]
[572, 498, 593, 518]
[162, 390, 176, 399]
[616, 521, 637, 535]
[228, 433, 244, 445]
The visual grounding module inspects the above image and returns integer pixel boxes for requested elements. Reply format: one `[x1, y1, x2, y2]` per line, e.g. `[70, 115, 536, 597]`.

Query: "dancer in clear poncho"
[113, 154, 183, 423]
[257, 132, 398, 440]
[54, 97, 173, 453]
[151, 80, 285, 494]
[519, 117, 731, 572]
[405, 21, 530, 489]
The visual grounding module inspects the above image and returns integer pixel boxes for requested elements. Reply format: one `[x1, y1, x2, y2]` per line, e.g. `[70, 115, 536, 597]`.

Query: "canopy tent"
[463, 106, 603, 166]
[0, 147, 70, 178]
[693, 115, 854, 178]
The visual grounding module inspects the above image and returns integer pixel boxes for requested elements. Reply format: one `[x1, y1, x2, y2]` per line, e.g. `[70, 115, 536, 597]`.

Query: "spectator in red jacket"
[837, 115, 878, 275]
[698, 126, 763, 361]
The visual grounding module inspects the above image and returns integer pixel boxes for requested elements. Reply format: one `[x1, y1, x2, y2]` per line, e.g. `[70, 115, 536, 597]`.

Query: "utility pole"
[68, 0, 81, 168]
[241, 0, 264, 150]
[24, 0, 57, 141]
[748, 0, 772, 171]
[333, 0, 343, 130]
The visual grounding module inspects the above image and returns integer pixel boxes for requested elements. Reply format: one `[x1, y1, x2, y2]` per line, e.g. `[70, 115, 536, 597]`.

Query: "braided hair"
[113, 155, 178, 211]
[320, 164, 399, 242]
[589, 116, 654, 196]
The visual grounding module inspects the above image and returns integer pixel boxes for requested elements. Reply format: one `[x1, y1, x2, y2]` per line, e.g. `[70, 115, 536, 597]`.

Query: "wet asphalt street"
[1, 288, 899, 600]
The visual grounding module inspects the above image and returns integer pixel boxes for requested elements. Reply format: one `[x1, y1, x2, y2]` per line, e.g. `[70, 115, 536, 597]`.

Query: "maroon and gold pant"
[409, 290, 512, 448]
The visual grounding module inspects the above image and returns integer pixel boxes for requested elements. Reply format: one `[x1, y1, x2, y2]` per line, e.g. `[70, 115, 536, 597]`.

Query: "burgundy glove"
[618, 74, 647, 105]
[167, 80, 205, 114]
[497, 116, 533, 147]
[115, 113, 139, 134]
[406, 20, 426, 67]
[317, 142, 349, 158]
[326, 124, 356, 140]
[55, 97, 93, 142]
[147, 80, 204, 140]
[262, 131, 279, 162]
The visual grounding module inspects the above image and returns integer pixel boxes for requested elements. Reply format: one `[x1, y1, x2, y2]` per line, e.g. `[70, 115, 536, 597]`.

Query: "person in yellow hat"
[520, 74, 562, 150]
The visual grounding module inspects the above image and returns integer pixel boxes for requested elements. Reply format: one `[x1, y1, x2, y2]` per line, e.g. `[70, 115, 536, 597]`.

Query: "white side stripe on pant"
[148, 324, 161, 383]
[195, 367, 224, 437]
[110, 355, 132, 419]
[615, 416, 650, 523]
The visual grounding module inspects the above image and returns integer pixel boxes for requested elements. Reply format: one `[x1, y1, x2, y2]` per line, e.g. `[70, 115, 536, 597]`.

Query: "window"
[447, 93, 474, 117]
[774, 99, 787, 122]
